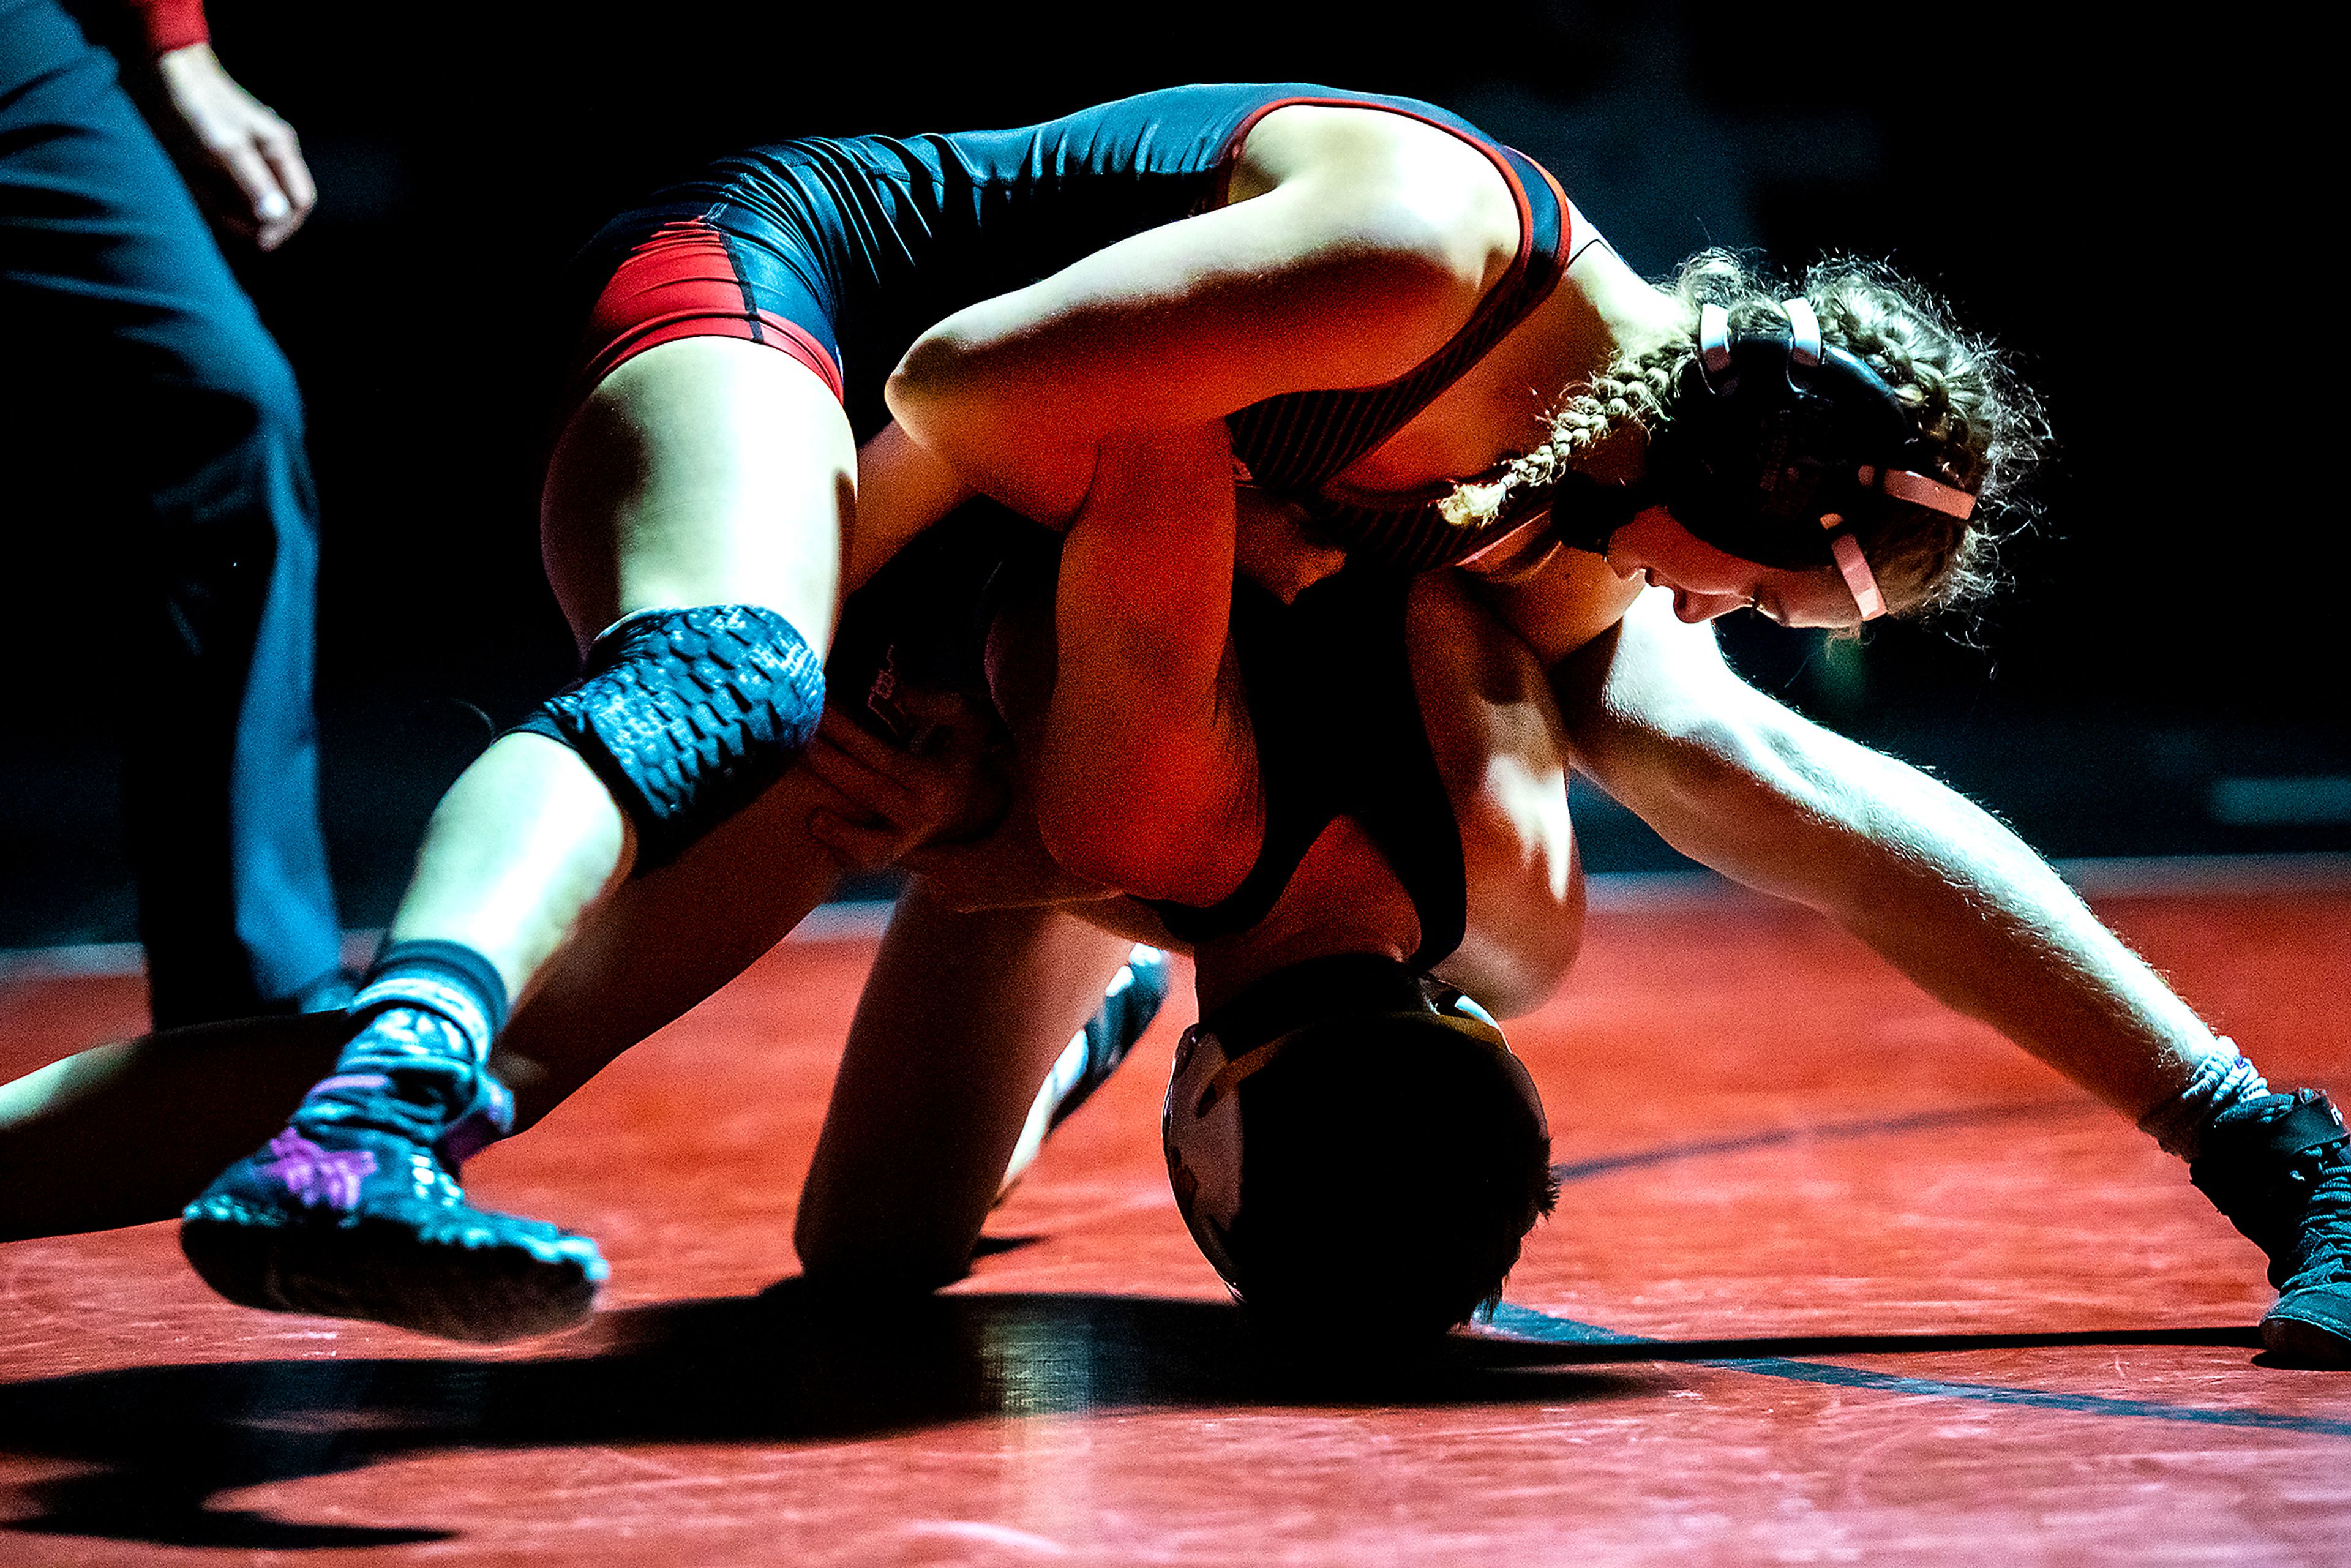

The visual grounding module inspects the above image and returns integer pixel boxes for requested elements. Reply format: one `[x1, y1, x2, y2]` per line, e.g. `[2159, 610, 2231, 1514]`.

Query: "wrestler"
[135, 81, 2339, 1361]
[790, 494, 1579, 1340]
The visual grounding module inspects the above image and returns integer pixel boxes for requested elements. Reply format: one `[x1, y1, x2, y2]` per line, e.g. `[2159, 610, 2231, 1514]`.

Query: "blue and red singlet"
[568, 82, 1595, 571]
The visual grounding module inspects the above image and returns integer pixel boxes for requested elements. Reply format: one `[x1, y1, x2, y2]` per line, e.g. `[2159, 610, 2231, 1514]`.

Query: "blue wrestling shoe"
[2190, 1089, 2351, 1368]
[179, 1005, 608, 1343]
[1000, 946, 1172, 1196]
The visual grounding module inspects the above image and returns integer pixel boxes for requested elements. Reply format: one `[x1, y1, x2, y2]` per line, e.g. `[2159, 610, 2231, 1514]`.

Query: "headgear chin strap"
[1577, 296, 1982, 621]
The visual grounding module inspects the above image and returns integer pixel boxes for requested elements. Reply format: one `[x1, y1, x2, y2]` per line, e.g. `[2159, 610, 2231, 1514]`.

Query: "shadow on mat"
[0, 1282, 1651, 1550]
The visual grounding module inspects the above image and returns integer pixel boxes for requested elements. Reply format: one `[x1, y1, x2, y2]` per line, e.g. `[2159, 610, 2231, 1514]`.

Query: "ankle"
[348, 939, 511, 1065]
[298, 939, 514, 1134]
[2139, 1038, 2270, 1160]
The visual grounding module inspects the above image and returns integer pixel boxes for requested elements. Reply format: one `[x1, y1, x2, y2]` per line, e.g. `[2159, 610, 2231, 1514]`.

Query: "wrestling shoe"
[2188, 1089, 2351, 1368]
[179, 1007, 607, 1343]
[999, 946, 1172, 1198]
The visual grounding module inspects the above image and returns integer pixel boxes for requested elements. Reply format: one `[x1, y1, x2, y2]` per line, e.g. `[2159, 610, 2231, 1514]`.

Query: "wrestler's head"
[1450, 252, 2047, 622]
[1163, 953, 1556, 1343]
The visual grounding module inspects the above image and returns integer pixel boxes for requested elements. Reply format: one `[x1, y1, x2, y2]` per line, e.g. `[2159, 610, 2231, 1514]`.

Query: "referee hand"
[151, 43, 315, 250]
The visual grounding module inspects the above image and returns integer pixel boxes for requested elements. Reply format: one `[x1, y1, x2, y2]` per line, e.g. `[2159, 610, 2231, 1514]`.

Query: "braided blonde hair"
[1442, 249, 2047, 616]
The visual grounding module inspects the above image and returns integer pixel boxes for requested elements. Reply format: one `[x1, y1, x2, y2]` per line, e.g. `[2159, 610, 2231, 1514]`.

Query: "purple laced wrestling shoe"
[2190, 1089, 2351, 1368]
[180, 1010, 607, 1343]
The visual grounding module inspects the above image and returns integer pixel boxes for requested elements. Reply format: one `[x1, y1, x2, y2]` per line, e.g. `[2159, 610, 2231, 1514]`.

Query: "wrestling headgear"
[1529, 298, 1980, 620]
[1163, 953, 1554, 1338]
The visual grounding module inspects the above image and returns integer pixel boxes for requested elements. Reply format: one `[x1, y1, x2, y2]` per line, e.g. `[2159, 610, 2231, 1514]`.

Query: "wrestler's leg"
[795, 879, 1140, 1291]
[178, 340, 856, 1340]
[392, 337, 852, 996]
[492, 765, 851, 1130]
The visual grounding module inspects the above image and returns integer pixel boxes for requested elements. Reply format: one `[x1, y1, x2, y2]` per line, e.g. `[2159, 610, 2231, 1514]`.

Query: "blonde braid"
[1438, 343, 1684, 529]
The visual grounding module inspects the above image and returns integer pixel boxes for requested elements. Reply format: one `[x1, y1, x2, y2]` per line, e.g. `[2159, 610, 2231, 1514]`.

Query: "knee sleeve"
[511, 605, 823, 871]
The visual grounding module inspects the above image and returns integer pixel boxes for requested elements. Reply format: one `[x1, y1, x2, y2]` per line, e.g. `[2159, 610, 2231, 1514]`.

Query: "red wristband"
[121, 0, 210, 55]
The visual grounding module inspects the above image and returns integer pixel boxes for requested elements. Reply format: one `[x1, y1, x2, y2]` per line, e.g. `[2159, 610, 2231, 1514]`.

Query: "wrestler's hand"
[149, 44, 315, 250]
[802, 708, 1010, 872]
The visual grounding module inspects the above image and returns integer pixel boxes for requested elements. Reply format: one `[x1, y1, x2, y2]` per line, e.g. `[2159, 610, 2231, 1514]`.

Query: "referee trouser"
[2, 0, 342, 1024]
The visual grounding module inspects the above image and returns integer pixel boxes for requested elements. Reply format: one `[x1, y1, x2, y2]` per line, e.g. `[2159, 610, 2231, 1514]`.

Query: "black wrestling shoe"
[179, 1008, 607, 1343]
[2189, 1089, 2351, 1368]
[1050, 946, 1172, 1136]
[998, 947, 1172, 1199]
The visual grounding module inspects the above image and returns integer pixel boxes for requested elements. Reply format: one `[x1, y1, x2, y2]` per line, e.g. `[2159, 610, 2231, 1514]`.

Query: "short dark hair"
[1220, 1009, 1558, 1343]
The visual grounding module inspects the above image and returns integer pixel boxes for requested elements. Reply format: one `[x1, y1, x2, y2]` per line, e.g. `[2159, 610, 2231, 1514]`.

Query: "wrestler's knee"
[508, 604, 827, 874]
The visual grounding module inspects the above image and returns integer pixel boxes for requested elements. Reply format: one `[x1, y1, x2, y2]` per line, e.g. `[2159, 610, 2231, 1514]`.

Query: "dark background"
[4, 1, 2343, 947]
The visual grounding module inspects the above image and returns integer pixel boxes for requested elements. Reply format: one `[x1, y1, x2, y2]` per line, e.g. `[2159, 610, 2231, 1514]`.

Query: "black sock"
[348, 939, 510, 1066]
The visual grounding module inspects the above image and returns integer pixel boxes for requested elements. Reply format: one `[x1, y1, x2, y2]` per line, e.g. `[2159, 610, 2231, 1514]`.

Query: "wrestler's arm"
[1027, 424, 1269, 903]
[885, 110, 1515, 523]
[1551, 590, 2220, 1115]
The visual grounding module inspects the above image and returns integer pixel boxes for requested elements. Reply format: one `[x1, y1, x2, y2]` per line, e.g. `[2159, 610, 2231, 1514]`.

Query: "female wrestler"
[158, 81, 2342, 1362]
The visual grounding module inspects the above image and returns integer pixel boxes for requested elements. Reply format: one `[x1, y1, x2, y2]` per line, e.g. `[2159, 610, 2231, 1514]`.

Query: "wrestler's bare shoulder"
[1228, 102, 1520, 290]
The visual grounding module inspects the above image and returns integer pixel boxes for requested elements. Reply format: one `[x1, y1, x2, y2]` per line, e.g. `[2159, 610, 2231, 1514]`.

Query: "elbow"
[1670, 711, 1833, 828]
[1033, 784, 1172, 901]
[1033, 762, 1234, 904]
[884, 332, 965, 447]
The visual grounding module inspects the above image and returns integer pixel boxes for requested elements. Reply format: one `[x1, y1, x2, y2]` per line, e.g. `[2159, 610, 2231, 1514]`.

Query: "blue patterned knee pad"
[512, 605, 823, 871]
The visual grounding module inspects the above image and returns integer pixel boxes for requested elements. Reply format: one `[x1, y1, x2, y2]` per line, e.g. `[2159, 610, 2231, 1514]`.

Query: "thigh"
[541, 336, 857, 653]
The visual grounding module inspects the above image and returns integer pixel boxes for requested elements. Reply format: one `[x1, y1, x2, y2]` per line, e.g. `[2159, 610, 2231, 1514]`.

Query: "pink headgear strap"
[1821, 515, 1886, 621]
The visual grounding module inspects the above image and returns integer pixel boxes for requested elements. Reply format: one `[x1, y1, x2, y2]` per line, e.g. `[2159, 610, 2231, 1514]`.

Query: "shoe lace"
[291, 1007, 486, 1151]
[2291, 1159, 2351, 1289]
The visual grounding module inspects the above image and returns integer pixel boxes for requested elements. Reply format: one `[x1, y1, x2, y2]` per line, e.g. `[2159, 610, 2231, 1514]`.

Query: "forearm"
[1559, 609, 2219, 1114]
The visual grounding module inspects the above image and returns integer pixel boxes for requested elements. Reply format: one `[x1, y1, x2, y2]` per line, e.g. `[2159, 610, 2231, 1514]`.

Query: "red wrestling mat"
[2, 873, 2347, 1564]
